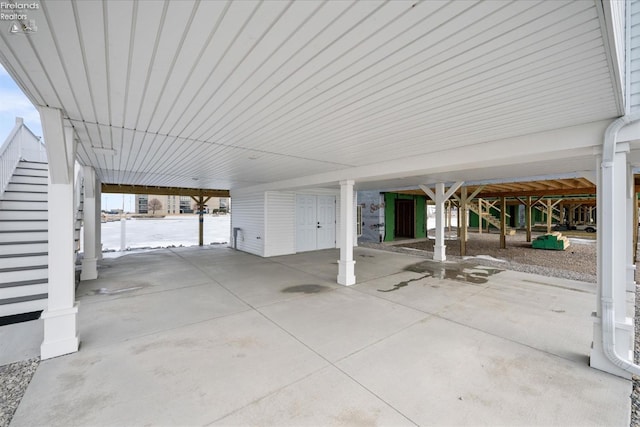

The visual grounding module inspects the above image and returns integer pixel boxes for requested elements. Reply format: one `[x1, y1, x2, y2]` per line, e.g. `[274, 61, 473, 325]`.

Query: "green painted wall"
[383, 193, 427, 241]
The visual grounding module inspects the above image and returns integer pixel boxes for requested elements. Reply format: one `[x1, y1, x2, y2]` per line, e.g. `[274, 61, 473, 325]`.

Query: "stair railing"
[0, 121, 22, 196]
[0, 117, 47, 197]
[74, 162, 84, 252]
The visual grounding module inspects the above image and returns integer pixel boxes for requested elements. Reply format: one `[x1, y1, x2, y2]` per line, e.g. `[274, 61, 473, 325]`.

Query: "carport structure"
[1, 0, 640, 381]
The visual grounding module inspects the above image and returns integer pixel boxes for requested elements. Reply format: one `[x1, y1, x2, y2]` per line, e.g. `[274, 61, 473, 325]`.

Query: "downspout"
[601, 113, 640, 376]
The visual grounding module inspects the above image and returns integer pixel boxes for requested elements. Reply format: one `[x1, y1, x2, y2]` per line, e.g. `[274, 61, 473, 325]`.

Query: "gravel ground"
[0, 357, 39, 427]
[361, 230, 598, 283]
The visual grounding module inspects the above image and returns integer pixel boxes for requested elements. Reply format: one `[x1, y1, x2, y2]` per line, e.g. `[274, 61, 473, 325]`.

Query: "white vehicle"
[574, 223, 597, 233]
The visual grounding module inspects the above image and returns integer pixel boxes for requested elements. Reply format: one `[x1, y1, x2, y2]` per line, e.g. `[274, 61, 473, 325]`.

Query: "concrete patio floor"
[4, 246, 631, 426]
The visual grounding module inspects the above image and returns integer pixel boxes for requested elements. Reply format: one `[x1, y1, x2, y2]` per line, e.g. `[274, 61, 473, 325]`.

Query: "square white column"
[591, 147, 634, 378]
[337, 180, 356, 286]
[95, 178, 102, 261]
[626, 163, 636, 292]
[39, 107, 79, 359]
[434, 183, 446, 261]
[81, 166, 98, 281]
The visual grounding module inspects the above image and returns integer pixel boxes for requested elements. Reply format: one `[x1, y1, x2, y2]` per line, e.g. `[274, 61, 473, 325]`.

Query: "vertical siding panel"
[629, 0, 640, 112]
[264, 191, 296, 256]
[229, 190, 265, 256]
[610, 0, 626, 87]
[233, 188, 354, 257]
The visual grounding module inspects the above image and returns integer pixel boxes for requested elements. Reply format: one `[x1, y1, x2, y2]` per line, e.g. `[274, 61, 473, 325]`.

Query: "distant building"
[135, 195, 229, 215]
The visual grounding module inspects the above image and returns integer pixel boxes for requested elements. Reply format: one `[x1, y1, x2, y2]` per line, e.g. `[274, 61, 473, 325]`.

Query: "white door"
[296, 195, 336, 252]
[316, 196, 336, 249]
[296, 195, 317, 252]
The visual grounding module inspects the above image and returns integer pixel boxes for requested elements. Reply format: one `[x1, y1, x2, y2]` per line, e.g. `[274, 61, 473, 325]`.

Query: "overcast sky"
[0, 64, 134, 211]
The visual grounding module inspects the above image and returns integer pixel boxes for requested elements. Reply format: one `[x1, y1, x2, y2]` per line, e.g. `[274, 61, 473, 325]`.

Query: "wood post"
[460, 187, 468, 256]
[546, 199, 553, 234]
[191, 195, 211, 246]
[478, 198, 483, 234]
[526, 196, 532, 242]
[500, 196, 506, 249]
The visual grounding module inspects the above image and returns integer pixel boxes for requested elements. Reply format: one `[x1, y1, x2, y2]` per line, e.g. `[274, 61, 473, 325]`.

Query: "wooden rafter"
[102, 184, 230, 198]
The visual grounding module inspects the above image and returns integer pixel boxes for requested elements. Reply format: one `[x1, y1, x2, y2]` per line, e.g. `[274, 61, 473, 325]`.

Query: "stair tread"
[0, 252, 47, 259]
[0, 229, 47, 233]
[0, 222, 48, 225]
[0, 200, 47, 203]
[18, 160, 48, 165]
[9, 182, 49, 186]
[0, 294, 47, 306]
[0, 278, 47, 289]
[0, 240, 47, 245]
[0, 264, 47, 273]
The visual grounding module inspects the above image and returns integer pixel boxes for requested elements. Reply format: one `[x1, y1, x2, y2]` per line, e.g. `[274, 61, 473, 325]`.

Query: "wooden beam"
[102, 184, 230, 198]
[478, 198, 483, 235]
[418, 184, 435, 200]
[444, 182, 464, 200]
[460, 187, 468, 256]
[526, 196, 532, 243]
[477, 187, 596, 198]
[500, 196, 506, 249]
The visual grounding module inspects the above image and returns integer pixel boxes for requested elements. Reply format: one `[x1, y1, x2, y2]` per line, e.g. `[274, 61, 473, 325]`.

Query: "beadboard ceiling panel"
[0, 0, 623, 190]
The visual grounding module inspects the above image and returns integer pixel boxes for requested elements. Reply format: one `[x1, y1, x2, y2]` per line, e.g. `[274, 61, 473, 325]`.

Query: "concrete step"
[14, 166, 48, 178]
[0, 282, 47, 299]
[0, 265, 47, 283]
[0, 200, 47, 210]
[0, 191, 47, 201]
[10, 175, 48, 185]
[0, 241, 47, 255]
[0, 253, 48, 269]
[0, 230, 47, 242]
[18, 160, 48, 170]
[0, 210, 47, 220]
[0, 220, 47, 232]
[5, 183, 47, 193]
[0, 298, 47, 317]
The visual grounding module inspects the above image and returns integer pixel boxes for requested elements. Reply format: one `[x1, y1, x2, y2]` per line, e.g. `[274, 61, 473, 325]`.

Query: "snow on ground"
[98, 215, 231, 253]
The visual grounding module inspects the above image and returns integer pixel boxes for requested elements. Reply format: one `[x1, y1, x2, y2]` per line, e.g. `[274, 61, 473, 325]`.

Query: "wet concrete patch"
[281, 284, 331, 294]
[378, 260, 503, 292]
[91, 286, 144, 296]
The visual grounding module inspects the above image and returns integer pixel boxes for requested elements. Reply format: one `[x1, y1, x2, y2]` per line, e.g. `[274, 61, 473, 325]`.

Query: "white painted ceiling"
[0, 0, 623, 191]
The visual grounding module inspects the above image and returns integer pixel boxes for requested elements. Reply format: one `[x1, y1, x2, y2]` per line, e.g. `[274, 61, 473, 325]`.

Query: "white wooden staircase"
[0, 160, 48, 317]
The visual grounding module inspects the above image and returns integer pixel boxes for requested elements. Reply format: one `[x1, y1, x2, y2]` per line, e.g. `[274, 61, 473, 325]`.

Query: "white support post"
[80, 166, 98, 281]
[95, 178, 102, 260]
[419, 182, 463, 262]
[120, 215, 126, 252]
[337, 180, 356, 286]
[434, 183, 446, 261]
[626, 163, 636, 292]
[39, 107, 79, 359]
[591, 148, 634, 378]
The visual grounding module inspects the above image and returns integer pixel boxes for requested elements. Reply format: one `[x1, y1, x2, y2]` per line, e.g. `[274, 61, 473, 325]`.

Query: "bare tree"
[148, 198, 162, 215]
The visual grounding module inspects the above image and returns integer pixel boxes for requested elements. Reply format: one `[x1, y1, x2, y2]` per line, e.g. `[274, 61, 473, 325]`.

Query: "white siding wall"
[264, 191, 296, 257]
[611, 0, 626, 94]
[234, 187, 357, 257]
[630, 0, 640, 112]
[229, 190, 265, 256]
